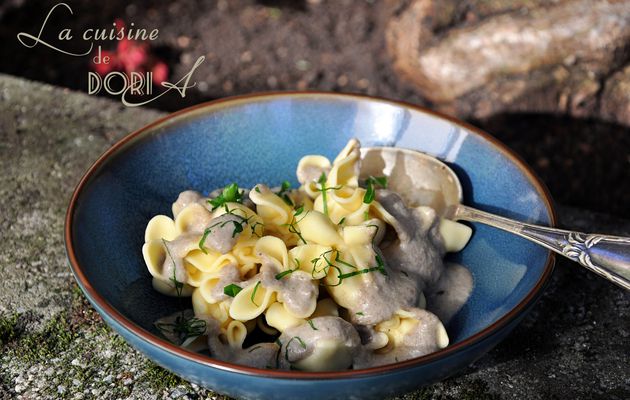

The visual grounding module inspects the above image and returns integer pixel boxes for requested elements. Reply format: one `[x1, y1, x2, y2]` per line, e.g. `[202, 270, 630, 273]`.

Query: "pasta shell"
[145, 215, 178, 242]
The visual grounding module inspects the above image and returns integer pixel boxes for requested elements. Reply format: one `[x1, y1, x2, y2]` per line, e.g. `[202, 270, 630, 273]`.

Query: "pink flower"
[91, 19, 169, 87]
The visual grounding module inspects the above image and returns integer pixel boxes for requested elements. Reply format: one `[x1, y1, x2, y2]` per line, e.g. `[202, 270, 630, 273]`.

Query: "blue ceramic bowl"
[65, 93, 555, 400]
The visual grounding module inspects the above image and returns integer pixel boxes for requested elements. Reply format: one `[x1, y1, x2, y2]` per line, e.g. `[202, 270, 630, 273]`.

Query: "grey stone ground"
[0, 74, 628, 399]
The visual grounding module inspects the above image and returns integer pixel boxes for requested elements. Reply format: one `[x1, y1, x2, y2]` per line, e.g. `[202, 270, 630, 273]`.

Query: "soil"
[0, 0, 628, 218]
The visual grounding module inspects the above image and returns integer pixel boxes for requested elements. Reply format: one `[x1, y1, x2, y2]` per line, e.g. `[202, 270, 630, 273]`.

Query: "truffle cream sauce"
[160, 209, 245, 286]
[345, 190, 445, 327]
[259, 254, 319, 318]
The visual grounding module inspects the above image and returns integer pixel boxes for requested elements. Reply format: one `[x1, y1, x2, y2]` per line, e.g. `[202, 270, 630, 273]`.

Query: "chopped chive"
[335, 251, 358, 270]
[255, 186, 261, 193]
[355, 311, 364, 316]
[363, 176, 387, 204]
[223, 283, 242, 297]
[231, 220, 244, 238]
[318, 172, 329, 216]
[198, 228, 212, 253]
[372, 176, 388, 187]
[208, 183, 243, 210]
[321, 251, 387, 286]
[363, 184, 375, 204]
[155, 314, 206, 344]
[282, 211, 308, 245]
[276, 259, 300, 280]
[275, 269, 294, 280]
[338, 217, 346, 225]
[307, 319, 318, 330]
[275, 180, 294, 206]
[251, 281, 261, 306]
[294, 205, 304, 216]
[248, 345, 262, 353]
[285, 336, 307, 361]
[162, 239, 183, 297]
[366, 223, 380, 244]
[337, 265, 383, 280]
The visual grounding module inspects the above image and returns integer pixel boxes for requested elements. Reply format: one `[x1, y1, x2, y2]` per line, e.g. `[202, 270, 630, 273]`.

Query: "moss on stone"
[0, 313, 22, 346]
[12, 312, 77, 362]
[141, 361, 188, 392]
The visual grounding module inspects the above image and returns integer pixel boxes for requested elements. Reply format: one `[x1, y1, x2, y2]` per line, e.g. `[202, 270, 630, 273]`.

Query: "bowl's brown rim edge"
[64, 91, 557, 380]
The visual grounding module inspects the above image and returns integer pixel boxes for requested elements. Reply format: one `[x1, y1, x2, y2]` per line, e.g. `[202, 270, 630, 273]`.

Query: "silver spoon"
[360, 146, 630, 291]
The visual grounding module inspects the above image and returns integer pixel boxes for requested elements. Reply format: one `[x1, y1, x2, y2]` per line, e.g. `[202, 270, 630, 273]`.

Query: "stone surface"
[0, 74, 628, 399]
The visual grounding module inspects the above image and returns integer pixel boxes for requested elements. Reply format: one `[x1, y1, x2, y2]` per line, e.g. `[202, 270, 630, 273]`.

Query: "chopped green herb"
[275, 259, 300, 280]
[307, 320, 318, 330]
[323, 252, 387, 286]
[275, 269, 294, 280]
[231, 220, 244, 237]
[363, 176, 387, 204]
[275, 181, 294, 206]
[285, 336, 307, 361]
[254, 186, 261, 193]
[208, 183, 243, 210]
[223, 283, 242, 297]
[250, 221, 265, 237]
[315, 173, 342, 216]
[366, 223, 380, 244]
[162, 239, 184, 297]
[318, 173, 329, 216]
[338, 217, 346, 225]
[371, 176, 388, 187]
[282, 208, 309, 245]
[335, 251, 358, 270]
[337, 265, 384, 280]
[251, 281, 261, 307]
[248, 345, 262, 353]
[155, 314, 206, 344]
[355, 311, 364, 316]
[199, 207, 252, 252]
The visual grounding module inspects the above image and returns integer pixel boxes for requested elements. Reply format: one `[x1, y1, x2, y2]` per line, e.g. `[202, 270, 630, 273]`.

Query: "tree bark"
[386, 0, 630, 125]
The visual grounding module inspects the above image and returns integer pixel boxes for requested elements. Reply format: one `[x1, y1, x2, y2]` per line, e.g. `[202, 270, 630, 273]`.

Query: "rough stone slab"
[0, 74, 628, 399]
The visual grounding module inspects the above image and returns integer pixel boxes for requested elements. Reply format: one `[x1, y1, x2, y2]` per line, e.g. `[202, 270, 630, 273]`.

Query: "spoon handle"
[453, 205, 630, 291]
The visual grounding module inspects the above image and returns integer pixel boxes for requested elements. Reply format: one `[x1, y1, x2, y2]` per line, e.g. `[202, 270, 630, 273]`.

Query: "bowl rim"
[64, 91, 557, 380]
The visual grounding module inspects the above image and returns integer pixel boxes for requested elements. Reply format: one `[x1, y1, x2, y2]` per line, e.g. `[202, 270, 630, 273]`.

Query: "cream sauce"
[425, 262, 473, 324]
[205, 263, 244, 303]
[377, 190, 446, 289]
[278, 316, 361, 370]
[354, 308, 447, 369]
[259, 255, 319, 318]
[172, 190, 205, 217]
[161, 233, 199, 284]
[199, 213, 244, 254]
[205, 318, 280, 369]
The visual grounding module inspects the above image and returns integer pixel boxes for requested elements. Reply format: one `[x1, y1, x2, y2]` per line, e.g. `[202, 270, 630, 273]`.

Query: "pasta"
[143, 139, 474, 371]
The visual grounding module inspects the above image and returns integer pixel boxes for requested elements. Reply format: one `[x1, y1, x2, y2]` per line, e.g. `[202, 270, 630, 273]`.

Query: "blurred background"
[1, 0, 628, 218]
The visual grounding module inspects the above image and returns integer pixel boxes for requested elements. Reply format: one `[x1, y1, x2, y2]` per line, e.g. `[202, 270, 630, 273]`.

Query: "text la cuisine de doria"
[16, 3, 203, 107]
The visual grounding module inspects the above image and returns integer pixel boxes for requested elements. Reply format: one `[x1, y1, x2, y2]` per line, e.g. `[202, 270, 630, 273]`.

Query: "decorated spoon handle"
[453, 205, 630, 291]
